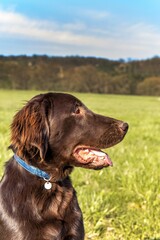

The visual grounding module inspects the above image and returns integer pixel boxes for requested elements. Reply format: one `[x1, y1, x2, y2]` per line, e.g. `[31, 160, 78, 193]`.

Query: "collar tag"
[44, 181, 52, 189]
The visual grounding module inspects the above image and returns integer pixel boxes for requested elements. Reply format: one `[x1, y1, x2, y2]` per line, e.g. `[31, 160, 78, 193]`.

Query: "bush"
[136, 77, 160, 96]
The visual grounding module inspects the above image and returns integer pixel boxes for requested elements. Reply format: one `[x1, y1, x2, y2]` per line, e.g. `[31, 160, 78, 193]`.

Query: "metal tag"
[44, 181, 52, 190]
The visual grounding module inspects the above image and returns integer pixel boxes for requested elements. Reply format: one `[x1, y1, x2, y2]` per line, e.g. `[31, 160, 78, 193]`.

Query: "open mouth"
[72, 146, 113, 169]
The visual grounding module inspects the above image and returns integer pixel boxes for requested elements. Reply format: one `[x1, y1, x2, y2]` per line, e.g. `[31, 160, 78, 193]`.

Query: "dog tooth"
[91, 150, 106, 157]
[83, 149, 89, 152]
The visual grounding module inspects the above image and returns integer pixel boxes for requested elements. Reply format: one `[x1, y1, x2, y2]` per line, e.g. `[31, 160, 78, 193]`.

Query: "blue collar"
[14, 154, 50, 180]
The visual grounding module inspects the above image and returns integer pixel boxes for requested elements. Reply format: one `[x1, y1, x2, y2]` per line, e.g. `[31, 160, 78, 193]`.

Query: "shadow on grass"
[144, 238, 160, 240]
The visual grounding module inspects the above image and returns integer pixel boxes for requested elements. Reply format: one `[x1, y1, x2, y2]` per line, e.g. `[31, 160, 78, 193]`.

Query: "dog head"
[10, 93, 128, 180]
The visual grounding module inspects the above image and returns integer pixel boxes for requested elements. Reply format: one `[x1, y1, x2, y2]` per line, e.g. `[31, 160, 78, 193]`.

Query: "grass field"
[0, 89, 160, 240]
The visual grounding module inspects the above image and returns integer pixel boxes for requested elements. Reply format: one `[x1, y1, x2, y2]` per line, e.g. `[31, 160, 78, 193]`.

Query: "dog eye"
[73, 104, 81, 115]
[74, 106, 80, 114]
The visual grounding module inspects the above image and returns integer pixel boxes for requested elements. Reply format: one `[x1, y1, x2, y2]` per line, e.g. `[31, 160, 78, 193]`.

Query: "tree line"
[0, 55, 160, 96]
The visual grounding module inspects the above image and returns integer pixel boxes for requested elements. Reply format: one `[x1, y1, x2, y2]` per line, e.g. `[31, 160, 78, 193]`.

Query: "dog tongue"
[90, 149, 113, 166]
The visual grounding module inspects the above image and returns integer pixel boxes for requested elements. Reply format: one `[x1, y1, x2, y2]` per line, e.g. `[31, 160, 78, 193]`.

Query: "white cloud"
[0, 9, 94, 46]
[0, 8, 160, 59]
[0, 8, 113, 48]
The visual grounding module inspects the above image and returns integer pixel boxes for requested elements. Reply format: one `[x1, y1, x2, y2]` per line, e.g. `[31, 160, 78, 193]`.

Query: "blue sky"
[0, 0, 160, 59]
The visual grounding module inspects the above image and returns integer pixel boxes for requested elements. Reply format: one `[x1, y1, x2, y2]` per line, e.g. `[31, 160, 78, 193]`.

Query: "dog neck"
[14, 154, 53, 190]
[13, 154, 74, 189]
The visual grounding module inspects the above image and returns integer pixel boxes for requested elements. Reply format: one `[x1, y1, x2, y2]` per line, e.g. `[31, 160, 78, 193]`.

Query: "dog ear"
[10, 95, 52, 162]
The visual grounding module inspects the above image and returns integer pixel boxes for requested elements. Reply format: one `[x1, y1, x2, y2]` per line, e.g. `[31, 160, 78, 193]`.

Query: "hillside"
[0, 55, 160, 95]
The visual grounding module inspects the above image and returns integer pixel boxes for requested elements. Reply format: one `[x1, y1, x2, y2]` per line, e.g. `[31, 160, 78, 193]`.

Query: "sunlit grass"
[0, 89, 160, 239]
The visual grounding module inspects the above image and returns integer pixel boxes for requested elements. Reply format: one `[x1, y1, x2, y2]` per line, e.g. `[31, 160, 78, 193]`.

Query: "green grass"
[0, 89, 160, 239]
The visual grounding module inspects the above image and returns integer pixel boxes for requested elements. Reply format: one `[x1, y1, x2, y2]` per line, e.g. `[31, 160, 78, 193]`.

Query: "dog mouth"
[72, 146, 113, 169]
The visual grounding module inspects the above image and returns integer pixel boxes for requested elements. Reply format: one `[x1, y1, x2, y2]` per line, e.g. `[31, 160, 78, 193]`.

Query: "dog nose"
[119, 122, 129, 132]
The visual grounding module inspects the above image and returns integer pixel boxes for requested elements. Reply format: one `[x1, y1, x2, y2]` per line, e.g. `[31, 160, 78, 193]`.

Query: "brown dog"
[0, 93, 128, 240]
